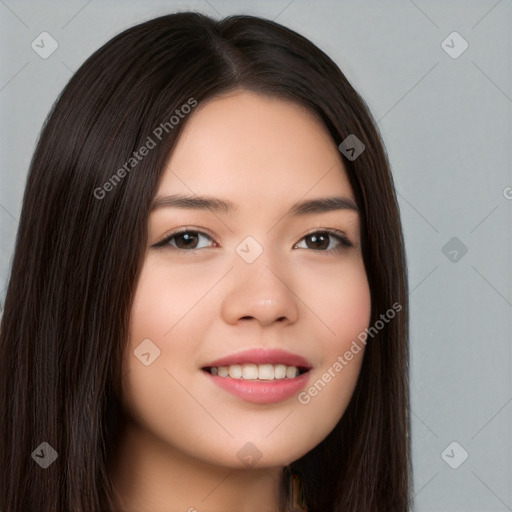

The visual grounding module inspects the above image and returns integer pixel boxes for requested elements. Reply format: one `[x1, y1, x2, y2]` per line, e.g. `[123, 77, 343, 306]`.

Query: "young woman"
[0, 11, 411, 512]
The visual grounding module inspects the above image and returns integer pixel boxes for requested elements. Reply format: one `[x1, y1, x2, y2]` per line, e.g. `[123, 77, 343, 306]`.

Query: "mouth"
[201, 348, 312, 404]
[202, 363, 309, 380]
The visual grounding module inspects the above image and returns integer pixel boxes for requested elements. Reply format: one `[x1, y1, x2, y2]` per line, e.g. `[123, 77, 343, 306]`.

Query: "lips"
[202, 348, 312, 369]
[202, 348, 312, 404]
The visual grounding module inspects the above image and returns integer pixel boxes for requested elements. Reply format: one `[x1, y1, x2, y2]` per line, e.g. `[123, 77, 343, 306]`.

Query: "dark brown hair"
[0, 11, 410, 511]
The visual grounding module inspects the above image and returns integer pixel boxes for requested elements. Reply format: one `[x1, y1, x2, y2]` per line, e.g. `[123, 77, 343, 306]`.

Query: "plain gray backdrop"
[1, 1, 511, 510]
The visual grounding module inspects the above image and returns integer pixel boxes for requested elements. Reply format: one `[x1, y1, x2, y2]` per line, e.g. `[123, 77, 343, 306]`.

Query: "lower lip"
[203, 370, 310, 404]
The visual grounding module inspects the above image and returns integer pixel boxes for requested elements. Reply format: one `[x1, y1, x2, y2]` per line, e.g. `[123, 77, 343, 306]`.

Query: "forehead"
[158, 91, 354, 205]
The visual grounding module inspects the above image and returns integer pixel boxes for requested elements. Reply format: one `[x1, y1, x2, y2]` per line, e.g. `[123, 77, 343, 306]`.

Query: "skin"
[109, 90, 371, 512]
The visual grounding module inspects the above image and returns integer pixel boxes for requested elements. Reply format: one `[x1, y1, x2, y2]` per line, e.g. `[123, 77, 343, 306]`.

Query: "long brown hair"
[0, 12, 411, 511]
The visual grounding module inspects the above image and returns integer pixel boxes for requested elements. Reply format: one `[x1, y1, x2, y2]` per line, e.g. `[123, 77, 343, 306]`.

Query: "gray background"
[1, 0, 511, 510]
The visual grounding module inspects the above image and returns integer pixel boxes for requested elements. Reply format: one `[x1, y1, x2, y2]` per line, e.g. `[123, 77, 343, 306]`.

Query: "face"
[119, 90, 371, 469]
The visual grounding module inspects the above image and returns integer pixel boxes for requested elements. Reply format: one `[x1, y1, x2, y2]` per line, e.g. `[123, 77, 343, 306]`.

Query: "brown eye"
[153, 230, 215, 251]
[304, 232, 330, 250]
[294, 230, 353, 253]
[173, 232, 200, 249]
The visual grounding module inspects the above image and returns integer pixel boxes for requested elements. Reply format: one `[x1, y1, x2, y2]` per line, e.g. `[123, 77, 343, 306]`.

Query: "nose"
[220, 248, 299, 328]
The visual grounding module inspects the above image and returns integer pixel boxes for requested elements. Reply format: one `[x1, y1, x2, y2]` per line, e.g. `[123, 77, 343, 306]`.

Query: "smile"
[204, 363, 306, 380]
[201, 348, 312, 404]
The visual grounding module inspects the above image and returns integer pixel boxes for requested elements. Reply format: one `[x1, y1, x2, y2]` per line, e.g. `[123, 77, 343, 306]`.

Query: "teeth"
[274, 364, 287, 379]
[209, 363, 302, 380]
[286, 365, 299, 378]
[242, 364, 258, 380]
[258, 364, 274, 380]
[217, 366, 229, 377]
[229, 364, 242, 379]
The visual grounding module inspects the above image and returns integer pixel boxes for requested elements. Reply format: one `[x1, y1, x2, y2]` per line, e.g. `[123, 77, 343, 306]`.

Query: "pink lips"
[202, 348, 312, 405]
[204, 348, 312, 369]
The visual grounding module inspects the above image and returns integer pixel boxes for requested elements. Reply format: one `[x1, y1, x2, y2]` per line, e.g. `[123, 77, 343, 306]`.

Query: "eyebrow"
[150, 193, 359, 216]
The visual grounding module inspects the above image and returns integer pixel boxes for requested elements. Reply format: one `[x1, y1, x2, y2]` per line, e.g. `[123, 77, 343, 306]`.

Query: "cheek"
[118, 260, 212, 447]
[292, 257, 370, 431]
[129, 258, 193, 338]
[120, 259, 201, 407]
[327, 264, 371, 345]
[126, 257, 212, 363]
[302, 256, 371, 349]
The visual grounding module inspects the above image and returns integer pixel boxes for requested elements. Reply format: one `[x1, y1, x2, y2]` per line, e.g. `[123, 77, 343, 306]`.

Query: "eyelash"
[153, 228, 353, 254]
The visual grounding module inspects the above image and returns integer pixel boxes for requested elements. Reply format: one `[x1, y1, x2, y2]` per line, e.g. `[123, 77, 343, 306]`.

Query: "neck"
[108, 418, 284, 512]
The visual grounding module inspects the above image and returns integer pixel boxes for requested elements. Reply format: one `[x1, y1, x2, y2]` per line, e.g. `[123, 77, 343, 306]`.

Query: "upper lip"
[203, 348, 312, 370]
